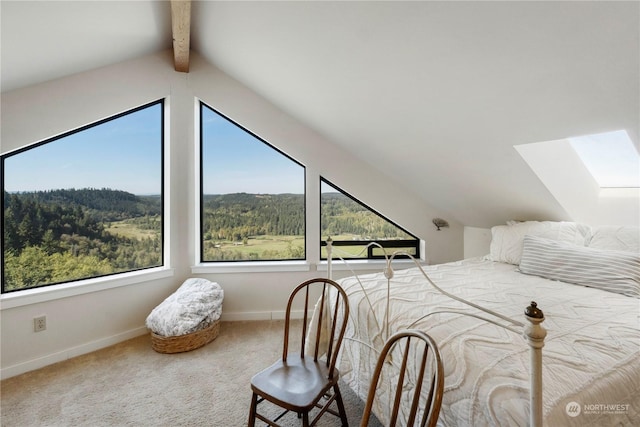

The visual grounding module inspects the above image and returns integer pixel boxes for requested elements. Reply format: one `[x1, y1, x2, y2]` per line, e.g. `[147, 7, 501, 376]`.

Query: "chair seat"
[251, 355, 339, 411]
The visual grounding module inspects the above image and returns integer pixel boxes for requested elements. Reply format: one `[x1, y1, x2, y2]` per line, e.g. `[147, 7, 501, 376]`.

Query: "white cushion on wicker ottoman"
[146, 278, 224, 337]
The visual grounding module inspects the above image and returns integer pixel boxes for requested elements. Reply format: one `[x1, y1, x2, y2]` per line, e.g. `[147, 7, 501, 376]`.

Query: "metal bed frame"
[325, 238, 547, 427]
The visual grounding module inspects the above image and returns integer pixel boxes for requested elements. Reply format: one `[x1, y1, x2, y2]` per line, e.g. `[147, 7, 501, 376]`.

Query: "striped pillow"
[519, 235, 640, 298]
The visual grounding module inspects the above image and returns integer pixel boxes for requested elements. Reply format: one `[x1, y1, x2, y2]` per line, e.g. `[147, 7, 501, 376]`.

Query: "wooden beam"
[171, 0, 191, 73]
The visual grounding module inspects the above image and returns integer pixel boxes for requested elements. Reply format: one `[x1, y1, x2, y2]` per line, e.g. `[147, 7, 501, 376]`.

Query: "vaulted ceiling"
[1, 1, 638, 228]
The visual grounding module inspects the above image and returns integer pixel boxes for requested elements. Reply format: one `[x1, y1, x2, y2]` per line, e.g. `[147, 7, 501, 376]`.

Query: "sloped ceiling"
[2, 1, 638, 228]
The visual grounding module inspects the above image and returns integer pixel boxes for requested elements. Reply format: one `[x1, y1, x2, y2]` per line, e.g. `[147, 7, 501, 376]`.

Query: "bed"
[316, 221, 640, 426]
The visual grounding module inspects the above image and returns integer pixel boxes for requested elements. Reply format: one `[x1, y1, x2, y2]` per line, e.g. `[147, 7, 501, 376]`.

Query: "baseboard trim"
[2, 312, 305, 379]
[1, 326, 148, 380]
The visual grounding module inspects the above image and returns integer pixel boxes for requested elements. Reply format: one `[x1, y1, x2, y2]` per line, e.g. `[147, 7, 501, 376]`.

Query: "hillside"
[3, 189, 414, 289]
[3, 189, 162, 292]
[4, 188, 161, 221]
[202, 193, 304, 241]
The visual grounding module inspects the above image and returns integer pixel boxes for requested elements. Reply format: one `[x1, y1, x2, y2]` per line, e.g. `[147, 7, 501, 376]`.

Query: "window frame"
[319, 177, 420, 260]
[1, 99, 166, 294]
[198, 101, 307, 263]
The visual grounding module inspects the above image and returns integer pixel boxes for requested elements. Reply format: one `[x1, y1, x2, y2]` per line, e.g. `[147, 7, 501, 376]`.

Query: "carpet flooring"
[1, 320, 381, 427]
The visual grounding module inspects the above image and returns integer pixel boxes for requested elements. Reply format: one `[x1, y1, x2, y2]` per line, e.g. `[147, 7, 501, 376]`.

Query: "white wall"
[463, 227, 492, 259]
[0, 51, 463, 378]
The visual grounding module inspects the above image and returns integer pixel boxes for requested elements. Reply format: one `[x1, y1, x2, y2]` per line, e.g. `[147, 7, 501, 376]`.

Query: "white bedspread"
[331, 258, 640, 426]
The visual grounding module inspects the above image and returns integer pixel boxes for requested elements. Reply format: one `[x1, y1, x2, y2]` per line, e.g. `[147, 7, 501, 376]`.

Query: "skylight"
[568, 130, 640, 188]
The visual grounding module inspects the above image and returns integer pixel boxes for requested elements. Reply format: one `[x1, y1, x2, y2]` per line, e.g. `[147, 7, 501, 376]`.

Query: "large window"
[200, 103, 305, 262]
[320, 178, 419, 259]
[2, 101, 164, 293]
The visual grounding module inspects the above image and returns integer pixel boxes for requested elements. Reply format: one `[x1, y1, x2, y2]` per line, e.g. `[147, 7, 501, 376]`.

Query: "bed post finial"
[326, 236, 333, 280]
[524, 301, 546, 427]
[525, 301, 544, 319]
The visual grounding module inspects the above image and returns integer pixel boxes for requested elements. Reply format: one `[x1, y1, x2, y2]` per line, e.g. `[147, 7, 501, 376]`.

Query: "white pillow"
[588, 226, 639, 253]
[489, 221, 592, 265]
[519, 235, 640, 298]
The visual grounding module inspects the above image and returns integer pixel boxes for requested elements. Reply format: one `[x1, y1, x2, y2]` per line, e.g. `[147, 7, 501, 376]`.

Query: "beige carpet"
[1, 320, 381, 427]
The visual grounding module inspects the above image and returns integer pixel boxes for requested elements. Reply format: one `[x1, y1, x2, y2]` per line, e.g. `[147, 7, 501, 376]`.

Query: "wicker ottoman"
[146, 278, 224, 353]
[150, 318, 221, 354]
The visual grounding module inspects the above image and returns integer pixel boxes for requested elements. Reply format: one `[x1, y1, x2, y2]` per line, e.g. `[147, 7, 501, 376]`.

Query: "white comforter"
[331, 258, 640, 426]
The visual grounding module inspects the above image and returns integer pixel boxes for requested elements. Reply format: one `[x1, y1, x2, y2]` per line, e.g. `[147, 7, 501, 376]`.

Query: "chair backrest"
[360, 330, 444, 427]
[282, 278, 349, 379]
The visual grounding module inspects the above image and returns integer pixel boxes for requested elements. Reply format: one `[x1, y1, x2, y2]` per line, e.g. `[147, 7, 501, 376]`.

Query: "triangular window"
[320, 178, 419, 259]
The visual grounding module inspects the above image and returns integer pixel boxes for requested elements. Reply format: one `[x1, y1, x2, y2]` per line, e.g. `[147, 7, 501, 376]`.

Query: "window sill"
[190, 259, 424, 275]
[0, 267, 175, 310]
[191, 260, 312, 274]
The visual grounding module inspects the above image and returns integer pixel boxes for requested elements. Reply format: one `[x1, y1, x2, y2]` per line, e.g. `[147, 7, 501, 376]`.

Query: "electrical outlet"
[34, 315, 47, 332]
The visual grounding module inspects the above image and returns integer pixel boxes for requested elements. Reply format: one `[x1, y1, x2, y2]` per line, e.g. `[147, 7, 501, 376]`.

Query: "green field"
[203, 235, 304, 261]
[106, 220, 159, 240]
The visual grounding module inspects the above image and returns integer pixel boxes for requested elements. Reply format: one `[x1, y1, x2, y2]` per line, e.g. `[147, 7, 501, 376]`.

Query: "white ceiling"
[2, 1, 639, 228]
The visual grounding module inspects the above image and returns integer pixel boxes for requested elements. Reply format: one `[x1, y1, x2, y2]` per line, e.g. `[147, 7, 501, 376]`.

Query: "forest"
[202, 193, 304, 242]
[320, 192, 413, 240]
[201, 192, 414, 261]
[201, 193, 304, 261]
[3, 189, 414, 290]
[3, 189, 162, 292]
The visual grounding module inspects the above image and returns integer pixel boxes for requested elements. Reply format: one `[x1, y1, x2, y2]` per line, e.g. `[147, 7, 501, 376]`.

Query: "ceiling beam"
[171, 0, 191, 73]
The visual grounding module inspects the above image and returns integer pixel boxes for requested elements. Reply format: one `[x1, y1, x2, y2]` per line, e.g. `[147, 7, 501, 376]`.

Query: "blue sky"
[8, 101, 636, 196]
[4, 103, 162, 195]
[3, 102, 305, 196]
[201, 106, 304, 194]
[569, 130, 640, 188]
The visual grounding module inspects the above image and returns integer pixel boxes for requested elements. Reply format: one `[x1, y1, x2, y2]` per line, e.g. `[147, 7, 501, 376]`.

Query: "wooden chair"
[360, 330, 444, 427]
[248, 278, 350, 427]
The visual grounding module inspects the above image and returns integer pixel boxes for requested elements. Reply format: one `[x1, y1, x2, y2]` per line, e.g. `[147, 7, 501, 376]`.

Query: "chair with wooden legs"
[360, 330, 444, 427]
[248, 278, 350, 427]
